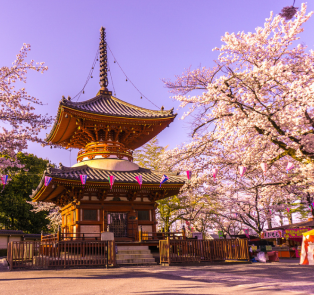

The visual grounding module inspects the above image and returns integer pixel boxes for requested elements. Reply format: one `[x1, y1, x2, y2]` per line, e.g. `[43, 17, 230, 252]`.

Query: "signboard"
[251, 246, 257, 251]
[284, 228, 312, 239]
[218, 231, 224, 239]
[266, 245, 272, 251]
[192, 232, 203, 240]
[261, 230, 282, 239]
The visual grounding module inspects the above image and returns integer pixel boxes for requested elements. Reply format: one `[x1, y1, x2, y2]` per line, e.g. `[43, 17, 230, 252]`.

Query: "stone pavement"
[1, 259, 314, 294]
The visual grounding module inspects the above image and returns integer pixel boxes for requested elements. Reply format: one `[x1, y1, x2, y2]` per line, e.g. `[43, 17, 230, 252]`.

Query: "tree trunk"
[288, 212, 293, 224]
[279, 211, 284, 226]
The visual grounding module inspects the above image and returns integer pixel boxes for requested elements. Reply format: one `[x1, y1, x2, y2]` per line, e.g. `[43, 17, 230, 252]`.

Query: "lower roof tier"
[31, 164, 186, 206]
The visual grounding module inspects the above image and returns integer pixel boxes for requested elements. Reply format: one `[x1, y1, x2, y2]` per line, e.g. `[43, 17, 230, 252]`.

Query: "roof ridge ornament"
[99, 27, 110, 93]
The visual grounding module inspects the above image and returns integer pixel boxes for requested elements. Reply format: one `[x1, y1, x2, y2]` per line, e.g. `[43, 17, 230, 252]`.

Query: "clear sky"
[1, 0, 313, 167]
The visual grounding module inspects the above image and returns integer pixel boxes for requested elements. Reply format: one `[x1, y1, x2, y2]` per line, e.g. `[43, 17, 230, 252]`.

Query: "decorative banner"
[108, 175, 115, 189]
[287, 208, 290, 213]
[135, 175, 143, 188]
[160, 174, 169, 187]
[1, 175, 9, 188]
[286, 162, 294, 173]
[218, 231, 224, 239]
[212, 168, 219, 180]
[261, 230, 282, 239]
[243, 228, 250, 239]
[186, 171, 192, 180]
[185, 221, 194, 232]
[80, 174, 88, 188]
[260, 163, 267, 175]
[239, 166, 246, 177]
[284, 228, 312, 239]
[44, 176, 52, 187]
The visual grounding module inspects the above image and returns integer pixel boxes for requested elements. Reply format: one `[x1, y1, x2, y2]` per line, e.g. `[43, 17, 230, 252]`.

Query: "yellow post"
[139, 226, 142, 242]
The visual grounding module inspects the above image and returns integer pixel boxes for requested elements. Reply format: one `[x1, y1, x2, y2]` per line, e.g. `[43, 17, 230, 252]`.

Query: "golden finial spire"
[99, 27, 108, 90]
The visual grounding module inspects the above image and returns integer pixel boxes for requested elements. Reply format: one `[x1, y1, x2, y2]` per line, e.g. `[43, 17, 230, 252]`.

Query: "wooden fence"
[159, 238, 249, 265]
[7, 240, 116, 270]
[42, 231, 185, 243]
[140, 231, 185, 241]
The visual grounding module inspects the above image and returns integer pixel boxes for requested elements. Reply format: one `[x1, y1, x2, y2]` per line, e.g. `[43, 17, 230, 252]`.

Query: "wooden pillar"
[152, 208, 157, 233]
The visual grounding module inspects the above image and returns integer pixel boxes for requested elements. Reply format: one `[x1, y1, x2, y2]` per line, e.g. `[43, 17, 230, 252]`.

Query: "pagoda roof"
[46, 93, 177, 149]
[61, 94, 175, 119]
[31, 164, 186, 203]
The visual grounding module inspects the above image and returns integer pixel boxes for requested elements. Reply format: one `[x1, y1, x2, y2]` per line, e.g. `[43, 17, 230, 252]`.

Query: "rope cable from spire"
[107, 44, 160, 109]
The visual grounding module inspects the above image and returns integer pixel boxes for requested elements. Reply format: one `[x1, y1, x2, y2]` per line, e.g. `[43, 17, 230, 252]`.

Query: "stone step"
[116, 254, 154, 259]
[117, 262, 157, 265]
[117, 250, 151, 255]
[117, 246, 149, 251]
[116, 245, 156, 265]
[116, 258, 156, 264]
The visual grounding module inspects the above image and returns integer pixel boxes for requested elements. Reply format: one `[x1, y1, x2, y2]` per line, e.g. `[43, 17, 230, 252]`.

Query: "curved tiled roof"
[61, 94, 175, 119]
[31, 165, 186, 200]
[47, 165, 185, 184]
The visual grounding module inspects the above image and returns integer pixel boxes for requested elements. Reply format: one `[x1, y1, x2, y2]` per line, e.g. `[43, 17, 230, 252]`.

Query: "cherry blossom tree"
[164, 3, 314, 167]
[0, 43, 52, 171]
[161, 3, 314, 227]
[28, 201, 61, 232]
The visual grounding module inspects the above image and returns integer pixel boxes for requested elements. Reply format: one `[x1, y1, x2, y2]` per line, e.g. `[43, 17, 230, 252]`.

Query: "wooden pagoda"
[31, 27, 185, 241]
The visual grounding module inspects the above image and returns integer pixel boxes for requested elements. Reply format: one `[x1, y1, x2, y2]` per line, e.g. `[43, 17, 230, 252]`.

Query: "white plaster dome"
[72, 158, 139, 171]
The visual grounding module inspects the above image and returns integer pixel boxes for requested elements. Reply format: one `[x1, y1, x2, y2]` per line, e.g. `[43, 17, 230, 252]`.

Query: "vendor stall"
[266, 219, 314, 258]
[300, 229, 314, 265]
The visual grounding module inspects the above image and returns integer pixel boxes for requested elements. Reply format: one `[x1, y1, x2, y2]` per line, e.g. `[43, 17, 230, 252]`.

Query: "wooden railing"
[42, 231, 185, 242]
[159, 238, 249, 265]
[7, 240, 116, 270]
[41, 233, 59, 242]
[140, 231, 185, 241]
[41, 232, 102, 242]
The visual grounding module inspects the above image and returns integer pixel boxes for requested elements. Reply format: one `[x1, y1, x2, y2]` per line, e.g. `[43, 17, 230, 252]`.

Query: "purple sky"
[1, 0, 313, 167]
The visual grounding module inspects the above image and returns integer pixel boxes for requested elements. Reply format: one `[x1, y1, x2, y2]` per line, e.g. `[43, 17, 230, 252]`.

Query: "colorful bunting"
[186, 171, 192, 180]
[260, 163, 267, 175]
[239, 166, 247, 177]
[135, 175, 143, 188]
[160, 174, 169, 187]
[2, 175, 8, 188]
[186, 221, 194, 232]
[286, 162, 294, 173]
[44, 176, 52, 187]
[243, 228, 250, 239]
[80, 174, 88, 188]
[212, 168, 218, 180]
[108, 175, 115, 189]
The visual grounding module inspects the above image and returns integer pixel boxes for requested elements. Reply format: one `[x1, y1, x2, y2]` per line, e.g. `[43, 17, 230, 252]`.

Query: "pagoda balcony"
[77, 141, 133, 162]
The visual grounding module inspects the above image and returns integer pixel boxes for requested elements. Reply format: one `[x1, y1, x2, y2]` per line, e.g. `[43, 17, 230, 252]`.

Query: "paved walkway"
[1, 259, 314, 294]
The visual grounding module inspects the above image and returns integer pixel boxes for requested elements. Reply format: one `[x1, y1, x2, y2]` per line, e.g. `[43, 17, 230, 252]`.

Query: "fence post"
[106, 241, 109, 268]
[167, 236, 170, 265]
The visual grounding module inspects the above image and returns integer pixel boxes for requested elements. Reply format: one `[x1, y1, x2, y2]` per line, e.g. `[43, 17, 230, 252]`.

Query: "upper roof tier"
[46, 91, 177, 150]
[60, 92, 175, 119]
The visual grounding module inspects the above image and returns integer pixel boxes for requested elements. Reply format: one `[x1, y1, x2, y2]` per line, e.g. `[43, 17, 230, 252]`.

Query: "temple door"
[127, 211, 138, 240]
